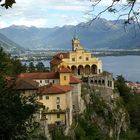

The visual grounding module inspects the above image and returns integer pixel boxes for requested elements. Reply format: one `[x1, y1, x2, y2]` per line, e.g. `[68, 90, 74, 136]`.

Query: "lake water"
[100, 56, 140, 82]
[23, 55, 140, 82]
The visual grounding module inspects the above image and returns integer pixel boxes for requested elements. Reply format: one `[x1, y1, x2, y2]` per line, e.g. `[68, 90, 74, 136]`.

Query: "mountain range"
[0, 32, 24, 53]
[0, 18, 140, 50]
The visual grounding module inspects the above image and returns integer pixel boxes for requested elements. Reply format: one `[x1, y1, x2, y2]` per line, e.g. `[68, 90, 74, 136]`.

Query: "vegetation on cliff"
[116, 76, 140, 139]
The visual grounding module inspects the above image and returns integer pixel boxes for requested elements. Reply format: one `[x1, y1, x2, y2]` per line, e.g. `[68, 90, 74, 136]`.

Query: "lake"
[100, 56, 140, 82]
[23, 55, 140, 82]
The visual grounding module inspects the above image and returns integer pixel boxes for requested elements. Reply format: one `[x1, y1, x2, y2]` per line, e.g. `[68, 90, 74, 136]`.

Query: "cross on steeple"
[72, 29, 80, 51]
[74, 28, 78, 39]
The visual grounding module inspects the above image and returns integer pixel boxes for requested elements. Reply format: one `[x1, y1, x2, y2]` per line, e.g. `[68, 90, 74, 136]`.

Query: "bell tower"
[72, 30, 80, 51]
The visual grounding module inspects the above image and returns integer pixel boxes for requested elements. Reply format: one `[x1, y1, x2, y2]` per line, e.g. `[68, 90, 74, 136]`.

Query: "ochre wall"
[59, 73, 70, 85]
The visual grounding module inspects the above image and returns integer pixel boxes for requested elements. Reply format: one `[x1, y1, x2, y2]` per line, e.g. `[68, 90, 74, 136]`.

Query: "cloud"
[12, 18, 48, 27]
[0, 21, 9, 28]
[0, 0, 139, 28]
[0, 0, 92, 28]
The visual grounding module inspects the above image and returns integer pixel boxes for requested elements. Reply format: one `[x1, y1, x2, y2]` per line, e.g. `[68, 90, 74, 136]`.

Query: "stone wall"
[88, 71, 114, 90]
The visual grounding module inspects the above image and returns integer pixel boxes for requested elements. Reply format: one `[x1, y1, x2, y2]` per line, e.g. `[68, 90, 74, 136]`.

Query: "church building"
[50, 36, 102, 76]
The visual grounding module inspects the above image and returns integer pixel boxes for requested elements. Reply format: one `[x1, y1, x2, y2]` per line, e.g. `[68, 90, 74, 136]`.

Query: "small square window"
[73, 105, 75, 109]
[72, 58, 75, 61]
[46, 96, 49, 100]
[64, 76, 66, 80]
[57, 114, 60, 118]
[79, 56, 82, 59]
[86, 57, 89, 61]
[56, 97, 60, 104]
[57, 105, 60, 109]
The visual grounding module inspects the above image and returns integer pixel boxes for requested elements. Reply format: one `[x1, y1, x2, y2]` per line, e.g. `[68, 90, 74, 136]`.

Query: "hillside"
[0, 19, 140, 50]
[0, 32, 24, 54]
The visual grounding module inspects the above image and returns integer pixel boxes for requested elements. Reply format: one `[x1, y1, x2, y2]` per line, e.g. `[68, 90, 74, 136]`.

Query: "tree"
[36, 62, 45, 72]
[0, 48, 39, 139]
[0, 47, 26, 76]
[1, 0, 16, 9]
[115, 75, 131, 99]
[28, 62, 36, 72]
[116, 75, 140, 136]
[10, 57, 27, 76]
[89, 0, 139, 25]
[0, 73, 38, 140]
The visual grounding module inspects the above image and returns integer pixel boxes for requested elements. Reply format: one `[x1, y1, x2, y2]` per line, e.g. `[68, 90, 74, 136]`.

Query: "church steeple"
[72, 29, 80, 51]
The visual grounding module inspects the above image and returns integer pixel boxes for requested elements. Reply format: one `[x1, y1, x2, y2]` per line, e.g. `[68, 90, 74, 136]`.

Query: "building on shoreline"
[50, 37, 102, 76]
[50, 36, 114, 89]
[15, 37, 114, 130]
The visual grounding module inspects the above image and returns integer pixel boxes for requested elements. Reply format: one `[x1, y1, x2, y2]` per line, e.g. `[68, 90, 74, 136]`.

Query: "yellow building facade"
[17, 66, 82, 127]
[50, 37, 102, 76]
[38, 85, 73, 126]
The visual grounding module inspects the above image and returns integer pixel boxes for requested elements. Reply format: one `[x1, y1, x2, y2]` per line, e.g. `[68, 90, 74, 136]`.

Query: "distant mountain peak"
[0, 18, 139, 50]
[9, 25, 30, 30]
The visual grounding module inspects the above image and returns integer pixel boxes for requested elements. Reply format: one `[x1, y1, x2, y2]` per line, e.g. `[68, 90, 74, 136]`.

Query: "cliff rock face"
[80, 84, 129, 140]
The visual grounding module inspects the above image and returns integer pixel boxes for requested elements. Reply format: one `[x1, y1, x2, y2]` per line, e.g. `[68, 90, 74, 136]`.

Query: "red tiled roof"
[50, 58, 62, 65]
[58, 65, 71, 73]
[70, 75, 81, 84]
[15, 78, 39, 90]
[18, 72, 59, 79]
[38, 84, 73, 94]
[54, 52, 69, 59]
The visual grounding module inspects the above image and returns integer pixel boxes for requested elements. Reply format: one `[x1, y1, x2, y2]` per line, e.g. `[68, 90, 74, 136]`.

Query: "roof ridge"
[53, 84, 69, 93]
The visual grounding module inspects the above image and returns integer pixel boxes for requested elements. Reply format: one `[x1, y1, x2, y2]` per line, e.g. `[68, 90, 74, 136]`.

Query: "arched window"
[60, 54, 63, 59]
[102, 80, 105, 85]
[95, 80, 97, 84]
[90, 80, 93, 84]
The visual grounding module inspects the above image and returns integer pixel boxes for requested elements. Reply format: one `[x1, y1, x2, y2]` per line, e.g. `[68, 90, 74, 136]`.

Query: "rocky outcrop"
[81, 84, 129, 140]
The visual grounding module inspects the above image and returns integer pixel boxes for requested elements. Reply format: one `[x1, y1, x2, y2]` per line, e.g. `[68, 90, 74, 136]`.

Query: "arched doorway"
[67, 66, 70, 70]
[78, 65, 84, 75]
[71, 65, 77, 75]
[91, 65, 97, 74]
[85, 65, 90, 75]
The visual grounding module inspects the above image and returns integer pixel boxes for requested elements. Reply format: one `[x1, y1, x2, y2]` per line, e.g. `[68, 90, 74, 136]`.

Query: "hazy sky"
[0, 0, 139, 28]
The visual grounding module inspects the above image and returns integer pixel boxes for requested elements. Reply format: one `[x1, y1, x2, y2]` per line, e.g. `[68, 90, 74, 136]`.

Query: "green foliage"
[0, 76, 38, 140]
[27, 127, 47, 140]
[115, 75, 131, 99]
[36, 62, 45, 72]
[28, 62, 36, 72]
[75, 116, 112, 140]
[116, 75, 140, 138]
[121, 129, 140, 140]
[0, 47, 26, 76]
[51, 127, 70, 140]
[1, 0, 16, 9]
[125, 94, 140, 133]
[0, 48, 39, 139]
[28, 61, 49, 72]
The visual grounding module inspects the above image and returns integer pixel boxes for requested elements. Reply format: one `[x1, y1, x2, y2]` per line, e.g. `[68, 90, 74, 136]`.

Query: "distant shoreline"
[14, 49, 140, 61]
